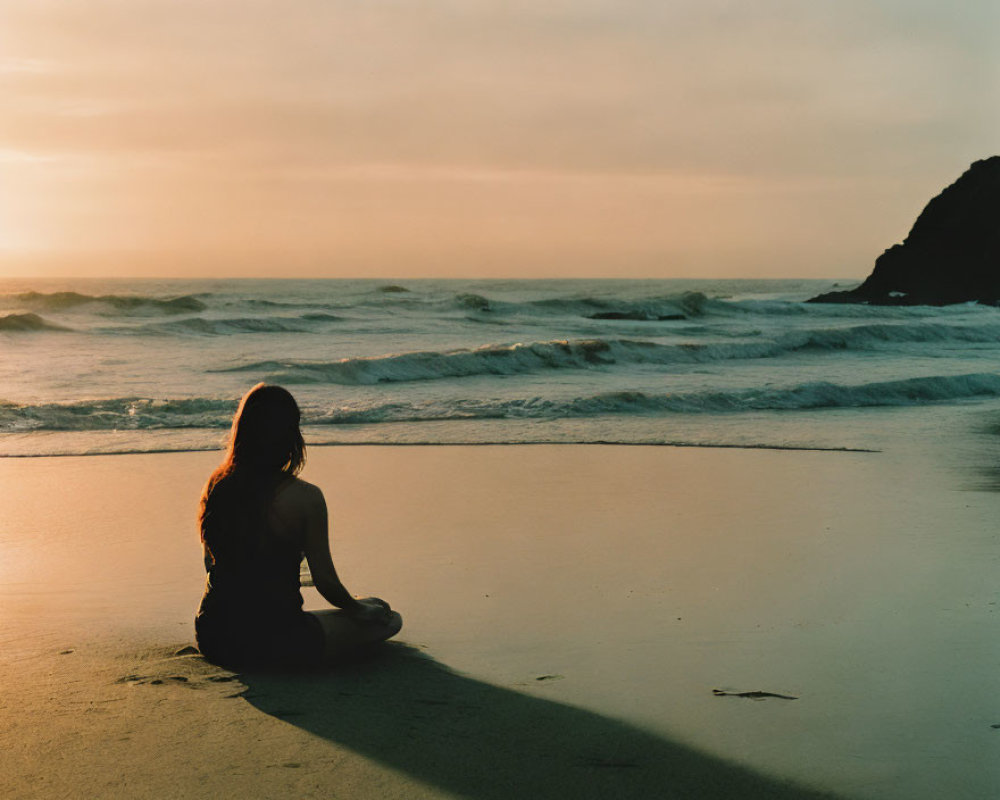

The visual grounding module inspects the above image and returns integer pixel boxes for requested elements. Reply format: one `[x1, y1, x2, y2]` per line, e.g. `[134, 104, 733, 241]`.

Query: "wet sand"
[0, 445, 997, 799]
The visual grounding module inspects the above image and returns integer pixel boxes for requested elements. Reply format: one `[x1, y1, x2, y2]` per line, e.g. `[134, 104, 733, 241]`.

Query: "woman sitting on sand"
[195, 384, 401, 668]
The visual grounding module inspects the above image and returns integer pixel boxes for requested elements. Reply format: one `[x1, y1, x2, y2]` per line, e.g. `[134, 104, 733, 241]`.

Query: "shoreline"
[0, 438, 882, 459]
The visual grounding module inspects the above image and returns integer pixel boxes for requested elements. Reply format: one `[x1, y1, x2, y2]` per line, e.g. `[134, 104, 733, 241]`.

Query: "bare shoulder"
[271, 476, 327, 518]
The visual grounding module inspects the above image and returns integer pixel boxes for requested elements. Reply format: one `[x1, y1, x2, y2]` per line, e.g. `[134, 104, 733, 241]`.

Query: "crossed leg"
[308, 609, 403, 663]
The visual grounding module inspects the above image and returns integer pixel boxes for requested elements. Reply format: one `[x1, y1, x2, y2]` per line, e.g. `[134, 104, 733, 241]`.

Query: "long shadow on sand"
[240, 643, 839, 800]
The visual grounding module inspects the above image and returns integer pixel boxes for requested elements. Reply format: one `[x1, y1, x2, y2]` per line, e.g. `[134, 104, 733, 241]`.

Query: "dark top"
[195, 475, 323, 669]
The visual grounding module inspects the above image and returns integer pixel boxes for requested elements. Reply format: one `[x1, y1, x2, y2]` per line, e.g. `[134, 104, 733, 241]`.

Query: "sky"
[0, 0, 996, 279]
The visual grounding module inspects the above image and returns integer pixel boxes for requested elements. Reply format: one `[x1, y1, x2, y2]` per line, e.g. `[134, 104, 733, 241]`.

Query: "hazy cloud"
[0, 0, 996, 275]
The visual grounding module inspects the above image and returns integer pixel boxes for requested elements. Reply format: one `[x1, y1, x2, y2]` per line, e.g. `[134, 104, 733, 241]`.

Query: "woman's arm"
[294, 481, 366, 614]
[272, 478, 391, 622]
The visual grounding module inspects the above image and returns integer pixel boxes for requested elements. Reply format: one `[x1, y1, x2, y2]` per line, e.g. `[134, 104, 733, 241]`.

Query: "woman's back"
[196, 472, 323, 667]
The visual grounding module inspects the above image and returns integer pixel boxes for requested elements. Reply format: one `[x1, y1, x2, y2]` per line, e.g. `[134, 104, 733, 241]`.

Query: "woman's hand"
[350, 596, 392, 624]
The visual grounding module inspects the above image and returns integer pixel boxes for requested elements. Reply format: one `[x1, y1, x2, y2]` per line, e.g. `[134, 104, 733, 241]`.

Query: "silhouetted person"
[195, 383, 401, 668]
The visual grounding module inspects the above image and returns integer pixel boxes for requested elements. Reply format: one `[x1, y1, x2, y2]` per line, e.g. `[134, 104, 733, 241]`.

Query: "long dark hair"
[200, 384, 306, 561]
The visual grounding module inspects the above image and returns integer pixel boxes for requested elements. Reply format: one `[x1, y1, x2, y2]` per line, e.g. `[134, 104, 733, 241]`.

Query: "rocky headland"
[809, 156, 1000, 305]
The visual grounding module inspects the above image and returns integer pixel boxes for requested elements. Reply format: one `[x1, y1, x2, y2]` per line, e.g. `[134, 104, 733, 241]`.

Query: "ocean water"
[2, 277, 999, 481]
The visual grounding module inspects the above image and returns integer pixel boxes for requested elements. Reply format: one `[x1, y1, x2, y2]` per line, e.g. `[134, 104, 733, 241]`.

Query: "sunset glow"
[0, 1, 996, 278]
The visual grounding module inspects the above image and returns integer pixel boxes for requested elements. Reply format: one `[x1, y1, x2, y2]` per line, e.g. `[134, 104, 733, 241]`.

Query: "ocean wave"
[242, 284, 408, 309]
[135, 313, 340, 335]
[211, 320, 1000, 385]
[506, 290, 995, 321]
[4, 372, 998, 434]
[243, 298, 343, 311]
[11, 290, 206, 314]
[211, 287, 789, 320]
[317, 372, 1000, 424]
[793, 321, 1000, 349]
[0, 312, 70, 332]
[454, 293, 493, 311]
[212, 338, 787, 385]
[0, 397, 237, 433]
[367, 288, 987, 321]
[320, 289, 714, 319]
[520, 291, 710, 319]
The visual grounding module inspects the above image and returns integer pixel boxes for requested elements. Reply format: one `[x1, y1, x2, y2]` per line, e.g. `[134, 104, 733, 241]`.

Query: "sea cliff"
[810, 156, 1000, 305]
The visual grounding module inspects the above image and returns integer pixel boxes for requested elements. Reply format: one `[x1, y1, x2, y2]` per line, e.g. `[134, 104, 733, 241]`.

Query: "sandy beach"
[1, 444, 997, 799]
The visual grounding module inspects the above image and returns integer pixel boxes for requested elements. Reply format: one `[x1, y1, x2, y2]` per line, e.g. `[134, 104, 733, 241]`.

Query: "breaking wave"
[213, 322, 1000, 385]
[315, 373, 1000, 424]
[215, 339, 669, 384]
[5, 373, 999, 434]
[0, 398, 238, 433]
